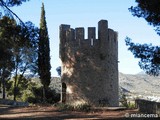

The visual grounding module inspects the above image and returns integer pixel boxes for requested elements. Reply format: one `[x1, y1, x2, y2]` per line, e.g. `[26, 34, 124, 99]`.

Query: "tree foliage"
[6, 75, 31, 100]
[38, 3, 51, 102]
[56, 66, 61, 77]
[11, 20, 39, 101]
[0, 0, 30, 25]
[129, 0, 160, 35]
[0, 0, 30, 7]
[125, 37, 160, 76]
[126, 0, 160, 76]
[0, 16, 16, 98]
[0, 16, 39, 100]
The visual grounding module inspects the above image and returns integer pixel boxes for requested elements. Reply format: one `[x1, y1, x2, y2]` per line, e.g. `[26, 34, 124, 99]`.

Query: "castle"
[59, 20, 119, 107]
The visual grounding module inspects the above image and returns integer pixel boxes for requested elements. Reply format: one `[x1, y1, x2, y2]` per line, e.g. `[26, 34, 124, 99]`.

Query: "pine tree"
[125, 0, 160, 76]
[0, 17, 15, 99]
[0, 0, 30, 25]
[0, 16, 38, 100]
[38, 3, 51, 102]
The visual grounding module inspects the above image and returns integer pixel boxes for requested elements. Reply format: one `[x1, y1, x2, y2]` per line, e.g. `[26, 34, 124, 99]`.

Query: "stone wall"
[135, 99, 160, 115]
[0, 99, 29, 107]
[59, 20, 119, 107]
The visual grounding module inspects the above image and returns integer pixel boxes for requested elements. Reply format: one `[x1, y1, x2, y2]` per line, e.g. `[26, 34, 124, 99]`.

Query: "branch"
[0, 0, 25, 26]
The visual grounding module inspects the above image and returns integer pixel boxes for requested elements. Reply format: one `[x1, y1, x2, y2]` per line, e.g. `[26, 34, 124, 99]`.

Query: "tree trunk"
[13, 55, 19, 101]
[13, 82, 17, 101]
[13, 69, 18, 101]
[2, 68, 6, 99]
[42, 85, 46, 103]
[2, 77, 5, 99]
[0, 81, 1, 95]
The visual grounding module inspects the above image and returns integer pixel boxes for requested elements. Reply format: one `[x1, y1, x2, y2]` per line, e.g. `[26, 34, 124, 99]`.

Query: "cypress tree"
[38, 3, 51, 102]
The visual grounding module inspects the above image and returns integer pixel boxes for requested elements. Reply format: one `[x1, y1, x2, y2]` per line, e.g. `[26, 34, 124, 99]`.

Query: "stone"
[59, 20, 119, 107]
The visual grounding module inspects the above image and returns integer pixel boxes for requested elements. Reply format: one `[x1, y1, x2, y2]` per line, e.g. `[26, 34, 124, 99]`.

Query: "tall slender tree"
[38, 3, 51, 102]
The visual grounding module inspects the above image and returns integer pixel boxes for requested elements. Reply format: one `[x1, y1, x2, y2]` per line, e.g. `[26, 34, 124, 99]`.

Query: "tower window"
[91, 38, 94, 46]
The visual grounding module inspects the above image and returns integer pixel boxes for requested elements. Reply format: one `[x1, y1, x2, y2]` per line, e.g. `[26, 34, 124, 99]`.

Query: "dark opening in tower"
[62, 82, 67, 103]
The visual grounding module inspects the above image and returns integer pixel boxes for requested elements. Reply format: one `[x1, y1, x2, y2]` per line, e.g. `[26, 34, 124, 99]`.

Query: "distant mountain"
[136, 71, 146, 75]
[119, 72, 160, 101]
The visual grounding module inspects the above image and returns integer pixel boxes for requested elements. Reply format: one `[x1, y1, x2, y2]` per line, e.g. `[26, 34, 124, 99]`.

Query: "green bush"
[27, 86, 60, 104]
[56, 103, 91, 112]
[56, 103, 74, 111]
[127, 101, 136, 109]
[75, 104, 91, 112]
[120, 94, 135, 109]
[45, 88, 60, 103]
[5, 76, 60, 104]
[120, 94, 128, 108]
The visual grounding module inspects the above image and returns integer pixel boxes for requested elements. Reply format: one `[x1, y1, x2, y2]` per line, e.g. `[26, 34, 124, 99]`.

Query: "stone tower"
[59, 20, 119, 107]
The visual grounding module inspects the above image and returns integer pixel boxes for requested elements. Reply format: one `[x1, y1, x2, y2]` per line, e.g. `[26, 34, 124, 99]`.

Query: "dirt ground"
[0, 104, 143, 120]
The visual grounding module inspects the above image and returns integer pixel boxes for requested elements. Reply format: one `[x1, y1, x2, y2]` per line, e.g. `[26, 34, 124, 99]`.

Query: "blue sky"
[10, 0, 159, 76]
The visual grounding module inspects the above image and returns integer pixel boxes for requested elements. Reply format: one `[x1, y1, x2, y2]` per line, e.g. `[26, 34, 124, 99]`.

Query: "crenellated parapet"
[59, 20, 118, 61]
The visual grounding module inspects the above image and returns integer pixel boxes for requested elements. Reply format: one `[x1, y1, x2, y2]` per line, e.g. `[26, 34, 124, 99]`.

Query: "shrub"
[28, 86, 60, 104]
[120, 94, 135, 109]
[5, 77, 60, 104]
[75, 104, 91, 112]
[45, 88, 60, 103]
[56, 103, 91, 112]
[56, 103, 74, 111]
[127, 101, 136, 109]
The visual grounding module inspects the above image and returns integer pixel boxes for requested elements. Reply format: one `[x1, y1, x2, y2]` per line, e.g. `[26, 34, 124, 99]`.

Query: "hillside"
[1, 73, 160, 102]
[50, 73, 160, 101]
[119, 72, 160, 101]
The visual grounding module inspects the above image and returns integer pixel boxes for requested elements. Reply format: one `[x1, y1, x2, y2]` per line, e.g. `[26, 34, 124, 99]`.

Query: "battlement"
[59, 20, 118, 48]
[59, 20, 118, 61]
